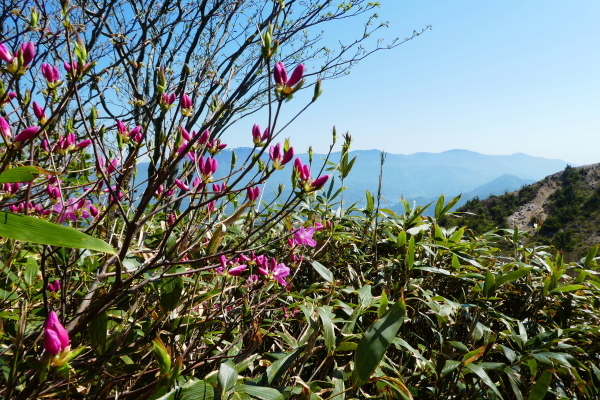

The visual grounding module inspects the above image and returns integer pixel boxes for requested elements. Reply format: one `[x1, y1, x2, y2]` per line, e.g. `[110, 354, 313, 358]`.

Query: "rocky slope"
[453, 163, 600, 258]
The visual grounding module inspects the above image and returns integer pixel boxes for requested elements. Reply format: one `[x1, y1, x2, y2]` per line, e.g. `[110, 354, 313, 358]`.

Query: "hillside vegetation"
[452, 164, 600, 257]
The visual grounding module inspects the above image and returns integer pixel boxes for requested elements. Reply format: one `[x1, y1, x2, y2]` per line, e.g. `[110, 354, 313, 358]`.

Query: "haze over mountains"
[137, 148, 570, 209]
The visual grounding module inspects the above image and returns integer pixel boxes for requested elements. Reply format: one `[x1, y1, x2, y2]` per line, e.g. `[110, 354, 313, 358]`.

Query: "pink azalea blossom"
[43, 311, 70, 356]
[293, 226, 317, 247]
[47, 280, 61, 292]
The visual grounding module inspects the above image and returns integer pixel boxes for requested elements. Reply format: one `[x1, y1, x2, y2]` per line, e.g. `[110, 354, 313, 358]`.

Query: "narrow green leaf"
[330, 366, 346, 400]
[550, 284, 585, 293]
[527, 370, 552, 400]
[219, 360, 238, 394]
[465, 363, 504, 399]
[495, 267, 532, 287]
[441, 360, 461, 377]
[0, 212, 115, 253]
[156, 380, 214, 400]
[483, 270, 495, 298]
[160, 276, 184, 312]
[378, 291, 388, 318]
[311, 261, 333, 283]
[396, 230, 406, 248]
[89, 311, 108, 355]
[407, 236, 415, 269]
[265, 346, 305, 386]
[318, 307, 336, 354]
[351, 299, 406, 388]
[0, 166, 57, 183]
[24, 257, 39, 286]
[365, 190, 374, 214]
[235, 385, 283, 400]
[434, 194, 445, 220]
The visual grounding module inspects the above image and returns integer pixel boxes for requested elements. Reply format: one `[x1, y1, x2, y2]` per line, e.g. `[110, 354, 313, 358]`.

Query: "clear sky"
[249, 0, 599, 166]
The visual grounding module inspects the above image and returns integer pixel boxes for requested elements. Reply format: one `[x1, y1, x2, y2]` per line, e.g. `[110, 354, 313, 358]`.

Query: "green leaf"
[219, 360, 238, 394]
[311, 261, 333, 283]
[318, 306, 336, 354]
[550, 284, 585, 294]
[396, 230, 406, 248]
[156, 380, 214, 400]
[365, 190, 374, 214]
[351, 299, 406, 388]
[235, 385, 283, 400]
[0, 212, 115, 253]
[407, 236, 415, 269]
[527, 369, 552, 400]
[441, 360, 461, 377]
[23, 257, 39, 286]
[483, 270, 495, 298]
[331, 366, 345, 400]
[160, 276, 184, 312]
[89, 311, 108, 355]
[434, 194, 445, 220]
[265, 346, 306, 386]
[0, 166, 56, 183]
[464, 363, 504, 399]
[378, 291, 388, 318]
[495, 267, 532, 287]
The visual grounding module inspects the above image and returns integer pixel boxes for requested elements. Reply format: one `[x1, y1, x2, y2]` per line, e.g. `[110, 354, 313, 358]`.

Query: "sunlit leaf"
[0, 212, 115, 253]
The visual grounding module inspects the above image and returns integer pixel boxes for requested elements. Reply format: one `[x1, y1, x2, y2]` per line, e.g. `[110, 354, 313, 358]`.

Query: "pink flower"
[252, 124, 270, 146]
[32, 101, 46, 121]
[293, 226, 317, 247]
[247, 186, 260, 201]
[180, 93, 193, 116]
[269, 143, 294, 170]
[47, 280, 61, 292]
[21, 42, 35, 66]
[54, 198, 94, 223]
[0, 117, 11, 140]
[174, 179, 190, 192]
[160, 93, 176, 110]
[41, 63, 61, 83]
[311, 175, 329, 189]
[43, 311, 70, 355]
[0, 43, 14, 63]
[274, 62, 305, 96]
[14, 126, 39, 142]
[258, 257, 290, 287]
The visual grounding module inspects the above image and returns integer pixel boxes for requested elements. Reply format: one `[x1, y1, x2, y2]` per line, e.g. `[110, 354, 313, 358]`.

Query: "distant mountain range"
[136, 148, 571, 211]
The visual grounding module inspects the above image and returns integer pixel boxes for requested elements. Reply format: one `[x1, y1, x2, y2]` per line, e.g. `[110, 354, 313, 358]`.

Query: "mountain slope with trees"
[453, 163, 600, 257]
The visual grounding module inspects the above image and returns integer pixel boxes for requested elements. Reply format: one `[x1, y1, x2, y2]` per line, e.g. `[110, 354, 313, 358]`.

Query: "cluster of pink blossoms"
[217, 252, 291, 288]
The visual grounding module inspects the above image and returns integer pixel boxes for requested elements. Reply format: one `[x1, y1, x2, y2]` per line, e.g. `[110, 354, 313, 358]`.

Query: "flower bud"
[43, 311, 70, 355]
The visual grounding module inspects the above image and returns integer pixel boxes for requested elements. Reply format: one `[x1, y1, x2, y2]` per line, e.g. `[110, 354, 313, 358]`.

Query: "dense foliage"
[1, 3, 599, 400]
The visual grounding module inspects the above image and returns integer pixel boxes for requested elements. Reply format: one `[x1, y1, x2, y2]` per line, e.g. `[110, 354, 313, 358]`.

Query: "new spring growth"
[33, 101, 47, 123]
[269, 143, 294, 170]
[116, 120, 143, 143]
[156, 67, 167, 94]
[29, 7, 40, 28]
[247, 186, 260, 201]
[261, 25, 279, 61]
[41, 63, 62, 88]
[14, 126, 40, 143]
[293, 158, 329, 192]
[252, 124, 270, 147]
[180, 93, 193, 117]
[47, 280, 61, 292]
[273, 62, 304, 98]
[43, 311, 71, 365]
[160, 93, 176, 111]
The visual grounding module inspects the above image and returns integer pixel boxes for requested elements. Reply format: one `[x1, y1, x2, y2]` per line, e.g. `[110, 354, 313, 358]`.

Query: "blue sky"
[246, 0, 599, 166]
